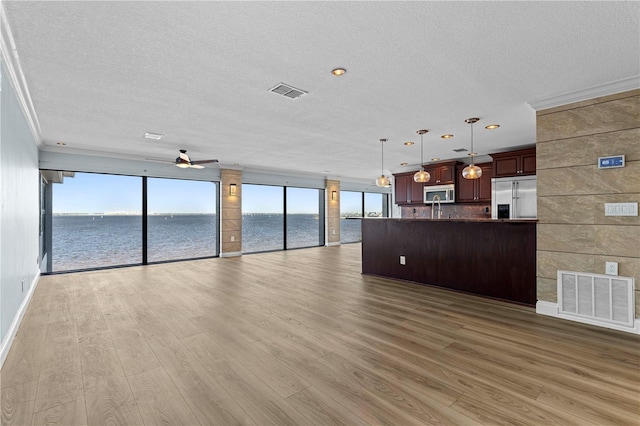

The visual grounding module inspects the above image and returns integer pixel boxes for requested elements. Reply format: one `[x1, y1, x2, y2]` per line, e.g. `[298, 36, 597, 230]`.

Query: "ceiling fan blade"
[190, 159, 218, 165]
[190, 164, 205, 169]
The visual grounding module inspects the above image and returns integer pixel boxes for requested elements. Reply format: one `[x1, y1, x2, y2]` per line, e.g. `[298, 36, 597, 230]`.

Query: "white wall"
[0, 61, 40, 357]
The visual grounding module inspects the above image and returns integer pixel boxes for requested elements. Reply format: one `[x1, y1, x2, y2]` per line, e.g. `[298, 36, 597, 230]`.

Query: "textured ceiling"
[3, 1, 639, 184]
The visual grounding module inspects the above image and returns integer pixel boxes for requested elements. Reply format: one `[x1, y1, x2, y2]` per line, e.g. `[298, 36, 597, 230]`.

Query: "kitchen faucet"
[431, 194, 442, 219]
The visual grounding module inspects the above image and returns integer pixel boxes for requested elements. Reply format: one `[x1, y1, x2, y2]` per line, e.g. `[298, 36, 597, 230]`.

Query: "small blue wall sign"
[598, 155, 625, 169]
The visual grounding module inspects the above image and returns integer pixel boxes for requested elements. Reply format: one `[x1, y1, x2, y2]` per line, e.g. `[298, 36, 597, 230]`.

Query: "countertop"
[357, 217, 538, 223]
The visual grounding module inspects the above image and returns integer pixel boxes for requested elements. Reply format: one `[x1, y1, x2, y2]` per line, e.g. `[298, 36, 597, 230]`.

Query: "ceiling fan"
[173, 150, 218, 169]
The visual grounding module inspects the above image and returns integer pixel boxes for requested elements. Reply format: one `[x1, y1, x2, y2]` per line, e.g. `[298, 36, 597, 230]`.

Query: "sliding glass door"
[242, 184, 284, 253]
[340, 191, 388, 243]
[147, 178, 218, 262]
[286, 187, 322, 249]
[241, 184, 324, 253]
[47, 171, 219, 272]
[51, 172, 142, 271]
[340, 191, 363, 243]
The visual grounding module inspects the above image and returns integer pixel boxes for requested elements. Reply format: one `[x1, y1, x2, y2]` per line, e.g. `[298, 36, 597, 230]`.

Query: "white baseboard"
[535, 300, 558, 317]
[536, 300, 640, 335]
[220, 251, 242, 258]
[0, 272, 40, 369]
[326, 242, 341, 247]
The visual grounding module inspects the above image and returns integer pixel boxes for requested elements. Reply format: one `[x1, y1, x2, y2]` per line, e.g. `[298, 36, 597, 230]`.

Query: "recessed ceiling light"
[404, 141, 414, 146]
[56, 142, 66, 146]
[485, 124, 500, 130]
[400, 162, 408, 166]
[144, 132, 164, 140]
[441, 134, 454, 139]
[431, 157, 440, 161]
[331, 68, 346, 76]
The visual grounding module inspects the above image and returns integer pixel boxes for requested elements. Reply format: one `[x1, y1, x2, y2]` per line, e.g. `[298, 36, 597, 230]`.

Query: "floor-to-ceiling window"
[242, 184, 284, 253]
[286, 187, 322, 249]
[365, 192, 385, 217]
[340, 191, 363, 244]
[46, 171, 219, 272]
[242, 184, 324, 253]
[147, 178, 218, 262]
[51, 172, 142, 271]
[341, 191, 388, 243]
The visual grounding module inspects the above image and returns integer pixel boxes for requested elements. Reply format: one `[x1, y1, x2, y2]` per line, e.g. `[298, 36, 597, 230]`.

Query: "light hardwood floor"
[2, 244, 639, 425]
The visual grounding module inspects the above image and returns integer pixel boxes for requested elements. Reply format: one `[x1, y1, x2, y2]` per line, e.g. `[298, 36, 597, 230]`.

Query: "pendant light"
[413, 130, 431, 183]
[375, 138, 391, 187]
[462, 117, 482, 180]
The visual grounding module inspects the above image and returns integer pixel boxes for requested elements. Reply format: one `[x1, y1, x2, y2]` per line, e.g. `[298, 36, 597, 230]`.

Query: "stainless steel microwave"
[424, 184, 455, 203]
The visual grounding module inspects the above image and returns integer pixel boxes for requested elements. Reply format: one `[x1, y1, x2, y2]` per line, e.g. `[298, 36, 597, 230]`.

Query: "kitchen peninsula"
[361, 218, 536, 305]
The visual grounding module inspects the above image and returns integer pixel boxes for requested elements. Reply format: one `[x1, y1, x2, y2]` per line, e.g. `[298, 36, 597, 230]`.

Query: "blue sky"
[52, 173, 378, 214]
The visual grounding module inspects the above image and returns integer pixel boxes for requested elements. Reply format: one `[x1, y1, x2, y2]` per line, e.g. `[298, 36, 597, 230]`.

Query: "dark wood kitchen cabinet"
[490, 148, 536, 178]
[394, 174, 410, 204]
[456, 162, 493, 203]
[393, 172, 425, 205]
[423, 161, 458, 185]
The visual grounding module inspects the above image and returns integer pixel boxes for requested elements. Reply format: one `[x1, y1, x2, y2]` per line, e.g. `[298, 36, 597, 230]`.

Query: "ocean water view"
[51, 214, 362, 272]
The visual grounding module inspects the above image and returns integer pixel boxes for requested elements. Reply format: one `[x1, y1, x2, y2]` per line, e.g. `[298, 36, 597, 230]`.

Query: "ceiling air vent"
[452, 148, 468, 152]
[269, 83, 308, 100]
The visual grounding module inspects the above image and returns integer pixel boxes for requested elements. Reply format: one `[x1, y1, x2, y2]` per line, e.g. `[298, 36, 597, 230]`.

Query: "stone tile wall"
[536, 90, 640, 316]
[326, 179, 341, 245]
[220, 168, 243, 255]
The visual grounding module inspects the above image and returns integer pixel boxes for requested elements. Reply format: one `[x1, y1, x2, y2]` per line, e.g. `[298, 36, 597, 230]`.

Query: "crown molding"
[0, 3, 43, 146]
[527, 75, 640, 111]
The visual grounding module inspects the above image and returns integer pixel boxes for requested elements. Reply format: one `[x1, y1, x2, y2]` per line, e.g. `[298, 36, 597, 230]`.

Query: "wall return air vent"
[558, 270, 635, 329]
[269, 83, 308, 99]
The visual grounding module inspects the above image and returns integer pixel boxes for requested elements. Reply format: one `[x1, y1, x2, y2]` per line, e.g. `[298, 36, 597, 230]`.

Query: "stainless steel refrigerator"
[491, 176, 537, 219]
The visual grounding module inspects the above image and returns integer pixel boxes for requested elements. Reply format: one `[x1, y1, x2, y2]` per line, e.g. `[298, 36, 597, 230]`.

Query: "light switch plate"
[604, 202, 638, 217]
[606, 262, 618, 275]
[399, 255, 406, 265]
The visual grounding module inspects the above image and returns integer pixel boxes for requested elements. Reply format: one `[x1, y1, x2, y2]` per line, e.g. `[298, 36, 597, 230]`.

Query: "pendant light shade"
[462, 117, 482, 180]
[376, 175, 391, 187]
[376, 138, 391, 187]
[413, 130, 431, 183]
[462, 164, 482, 179]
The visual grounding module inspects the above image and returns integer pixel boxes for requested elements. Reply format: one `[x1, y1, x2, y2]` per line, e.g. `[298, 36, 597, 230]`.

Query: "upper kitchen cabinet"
[456, 162, 493, 203]
[490, 148, 536, 177]
[393, 172, 425, 205]
[423, 161, 459, 185]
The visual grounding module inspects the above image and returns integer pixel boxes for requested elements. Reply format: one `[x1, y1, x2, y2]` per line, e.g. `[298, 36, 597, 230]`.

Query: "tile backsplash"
[400, 203, 491, 219]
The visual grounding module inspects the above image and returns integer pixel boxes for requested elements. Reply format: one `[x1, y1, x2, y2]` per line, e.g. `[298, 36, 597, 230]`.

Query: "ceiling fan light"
[376, 175, 391, 187]
[413, 168, 431, 183]
[175, 162, 189, 168]
[462, 163, 482, 179]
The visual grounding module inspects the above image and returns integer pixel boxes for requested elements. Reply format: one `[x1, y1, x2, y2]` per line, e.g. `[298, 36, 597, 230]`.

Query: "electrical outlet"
[230, 235, 235, 242]
[605, 262, 618, 275]
[399, 255, 406, 265]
